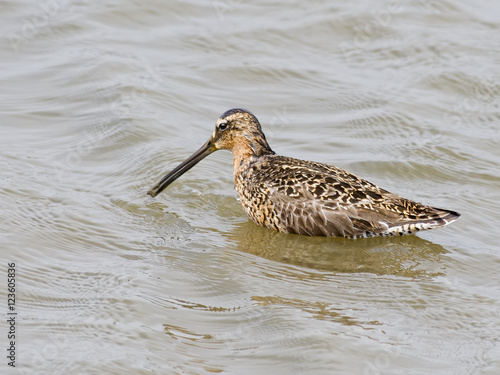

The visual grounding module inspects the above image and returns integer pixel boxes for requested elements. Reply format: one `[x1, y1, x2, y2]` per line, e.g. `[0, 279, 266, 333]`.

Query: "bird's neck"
[232, 133, 274, 172]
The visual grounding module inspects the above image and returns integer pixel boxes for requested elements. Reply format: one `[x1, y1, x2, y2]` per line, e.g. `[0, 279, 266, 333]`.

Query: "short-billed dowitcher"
[148, 108, 460, 238]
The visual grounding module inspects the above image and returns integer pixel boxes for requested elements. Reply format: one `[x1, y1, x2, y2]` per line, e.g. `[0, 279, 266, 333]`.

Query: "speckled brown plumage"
[148, 108, 460, 238]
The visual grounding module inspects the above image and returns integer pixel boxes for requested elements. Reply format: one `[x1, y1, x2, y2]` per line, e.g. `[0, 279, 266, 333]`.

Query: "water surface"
[1, 1, 500, 374]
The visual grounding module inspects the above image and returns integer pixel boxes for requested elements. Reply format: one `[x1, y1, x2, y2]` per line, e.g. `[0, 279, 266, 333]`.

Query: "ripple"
[3, 0, 500, 374]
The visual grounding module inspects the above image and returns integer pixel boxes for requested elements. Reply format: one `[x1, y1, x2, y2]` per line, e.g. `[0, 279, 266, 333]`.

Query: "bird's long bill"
[147, 140, 215, 197]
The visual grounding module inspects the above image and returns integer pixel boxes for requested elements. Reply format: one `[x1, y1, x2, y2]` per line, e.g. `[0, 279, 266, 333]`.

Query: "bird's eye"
[218, 122, 228, 131]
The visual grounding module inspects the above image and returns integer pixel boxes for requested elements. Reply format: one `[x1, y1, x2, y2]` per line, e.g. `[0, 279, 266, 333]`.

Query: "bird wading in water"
[148, 108, 460, 239]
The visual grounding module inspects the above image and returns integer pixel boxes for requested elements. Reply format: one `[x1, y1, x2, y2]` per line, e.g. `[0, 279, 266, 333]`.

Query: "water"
[1, 0, 500, 374]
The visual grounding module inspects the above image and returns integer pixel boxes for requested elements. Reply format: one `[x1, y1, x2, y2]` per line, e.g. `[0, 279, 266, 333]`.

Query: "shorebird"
[148, 108, 460, 238]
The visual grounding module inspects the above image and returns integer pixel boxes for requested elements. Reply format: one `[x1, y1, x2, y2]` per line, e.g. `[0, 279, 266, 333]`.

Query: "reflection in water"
[5, 0, 499, 372]
[250, 295, 361, 326]
[163, 323, 225, 373]
[159, 221, 454, 374]
[226, 220, 449, 277]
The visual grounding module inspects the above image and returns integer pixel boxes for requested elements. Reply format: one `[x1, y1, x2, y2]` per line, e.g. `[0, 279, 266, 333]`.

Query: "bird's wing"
[255, 156, 455, 237]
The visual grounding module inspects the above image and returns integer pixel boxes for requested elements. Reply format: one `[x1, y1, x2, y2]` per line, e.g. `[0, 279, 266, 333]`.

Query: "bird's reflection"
[225, 220, 449, 278]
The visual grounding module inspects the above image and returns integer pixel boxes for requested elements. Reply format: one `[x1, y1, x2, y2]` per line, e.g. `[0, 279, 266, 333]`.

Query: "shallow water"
[1, 0, 500, 374]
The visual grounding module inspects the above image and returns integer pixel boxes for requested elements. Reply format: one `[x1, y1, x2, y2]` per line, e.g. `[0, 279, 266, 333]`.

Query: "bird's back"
[235, 155, 460, 238]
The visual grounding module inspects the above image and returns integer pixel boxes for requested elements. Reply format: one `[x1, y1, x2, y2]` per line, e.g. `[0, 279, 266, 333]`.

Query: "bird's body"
[148, 108, 460, 238]
[234, 154, 458, 238]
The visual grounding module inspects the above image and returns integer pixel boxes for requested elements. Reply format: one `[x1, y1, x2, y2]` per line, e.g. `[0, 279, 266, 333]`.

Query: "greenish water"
[1, 1, 500, 374]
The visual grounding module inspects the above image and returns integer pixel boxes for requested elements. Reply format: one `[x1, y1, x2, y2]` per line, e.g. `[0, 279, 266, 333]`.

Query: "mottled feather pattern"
[148, 108, 460, 238]
[235, 154, 458, 238]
